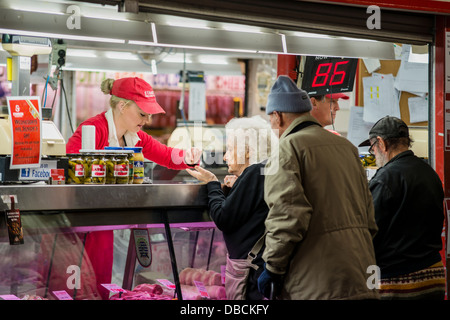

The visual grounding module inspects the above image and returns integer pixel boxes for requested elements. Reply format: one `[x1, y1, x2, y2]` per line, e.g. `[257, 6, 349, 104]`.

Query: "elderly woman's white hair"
[225, 115, 278, 165]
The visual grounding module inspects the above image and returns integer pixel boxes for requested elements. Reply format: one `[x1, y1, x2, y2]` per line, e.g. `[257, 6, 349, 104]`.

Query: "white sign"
[19, 160, 57, 181]
[188, 82, 206, 121]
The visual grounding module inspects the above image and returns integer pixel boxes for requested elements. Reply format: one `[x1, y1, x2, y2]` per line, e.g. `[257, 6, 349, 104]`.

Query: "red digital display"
[301, 56, 358, 96]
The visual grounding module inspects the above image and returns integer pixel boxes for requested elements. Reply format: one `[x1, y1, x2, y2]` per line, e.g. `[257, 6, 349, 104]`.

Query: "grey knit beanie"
[266, 75, 312, 115]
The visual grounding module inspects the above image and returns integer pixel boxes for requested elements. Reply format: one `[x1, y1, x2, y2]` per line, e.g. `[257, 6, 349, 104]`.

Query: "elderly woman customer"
[187, 116, 277, 300]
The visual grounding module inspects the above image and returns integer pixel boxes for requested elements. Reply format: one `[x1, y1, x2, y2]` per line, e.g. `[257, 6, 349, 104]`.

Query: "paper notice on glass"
[394, 57, 428, 94]
[362, 58, 381, 74]
[362, 73, 401, 124]
[408, 95, 428, 123]
[188, 82, 206, 121]
[347, 106, 373, 153]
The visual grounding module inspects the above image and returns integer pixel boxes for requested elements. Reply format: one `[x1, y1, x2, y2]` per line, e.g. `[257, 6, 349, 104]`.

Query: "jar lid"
[104, 146, 123, 150]
[103, 146, 132, 154]
[124, 146, 143, 153]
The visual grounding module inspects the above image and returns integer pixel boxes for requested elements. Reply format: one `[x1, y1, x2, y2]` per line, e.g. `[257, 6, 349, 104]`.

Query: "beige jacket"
[263, 115, 379, 300]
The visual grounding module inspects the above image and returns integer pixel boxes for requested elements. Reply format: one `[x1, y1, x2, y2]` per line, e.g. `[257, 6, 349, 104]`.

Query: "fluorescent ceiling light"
[67, 48, 97, 58]
[129, 40, 159, 46]
[10, 7, 65, 15]
[104, 51, 139, 60]
[340, 36, 378, 43]
[162, 55, 192, 63]
[9, 4, 65, 16]
[257, 50, 284, 55]
[63, 66, 126, 73]
[165, 17, 211, 30]
[292, 31, 333, 39]
[221, 25, 263, 34]
[128, 40, 257, 54]
[83, 13, 130, 22]
[198, 55, 229, 65]
[0, 28, 125, 44]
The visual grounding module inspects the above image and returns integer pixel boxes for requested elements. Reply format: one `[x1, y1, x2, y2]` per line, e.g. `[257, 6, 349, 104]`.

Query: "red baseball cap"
[325, 93, 349, 100]
[111, 77, 165, 114]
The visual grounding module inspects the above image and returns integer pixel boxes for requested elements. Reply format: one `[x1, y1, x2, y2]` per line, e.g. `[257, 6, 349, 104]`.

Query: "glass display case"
[0, 183, 225, 300]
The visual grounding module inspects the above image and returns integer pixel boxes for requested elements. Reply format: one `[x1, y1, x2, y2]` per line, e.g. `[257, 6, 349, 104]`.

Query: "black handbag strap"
[246, 231, 267, 269]
[286, 121, 320, 136]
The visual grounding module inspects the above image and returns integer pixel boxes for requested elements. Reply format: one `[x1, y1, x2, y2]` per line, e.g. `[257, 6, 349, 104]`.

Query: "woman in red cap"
[44, 77, 201, 299]
[66, 77, 201, 167]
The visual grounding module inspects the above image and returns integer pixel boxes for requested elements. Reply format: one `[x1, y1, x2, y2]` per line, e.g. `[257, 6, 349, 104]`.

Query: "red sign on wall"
[7, 96, 42, 169]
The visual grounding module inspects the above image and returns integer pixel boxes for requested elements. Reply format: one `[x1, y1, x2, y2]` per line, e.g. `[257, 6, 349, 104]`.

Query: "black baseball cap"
[358, 116, 409, 147]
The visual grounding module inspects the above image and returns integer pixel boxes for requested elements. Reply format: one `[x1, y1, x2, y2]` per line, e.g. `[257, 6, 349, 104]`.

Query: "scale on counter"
[0, 34, 68, 183]
[167, 120, 227, 169]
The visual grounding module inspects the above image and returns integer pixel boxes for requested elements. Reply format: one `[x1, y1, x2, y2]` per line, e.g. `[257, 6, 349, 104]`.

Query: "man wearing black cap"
[258, 75, 379, 300]
[359, 116, 445, 300]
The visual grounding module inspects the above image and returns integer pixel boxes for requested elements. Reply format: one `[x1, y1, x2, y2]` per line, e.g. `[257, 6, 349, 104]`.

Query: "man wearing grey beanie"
[258, 75, 379, 300]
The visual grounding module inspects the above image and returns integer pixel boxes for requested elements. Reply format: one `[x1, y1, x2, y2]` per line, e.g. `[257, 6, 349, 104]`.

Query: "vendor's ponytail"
[101, 78, 115, 95]
[101, 78, 131, 109]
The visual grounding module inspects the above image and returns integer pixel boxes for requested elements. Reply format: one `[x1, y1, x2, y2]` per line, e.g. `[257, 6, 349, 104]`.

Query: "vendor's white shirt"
[105, 109, 141, 147]
[105, 109, 139, 285]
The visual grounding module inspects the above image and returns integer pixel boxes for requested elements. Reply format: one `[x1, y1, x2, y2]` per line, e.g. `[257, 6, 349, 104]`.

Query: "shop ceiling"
[0, 0, 435, 75]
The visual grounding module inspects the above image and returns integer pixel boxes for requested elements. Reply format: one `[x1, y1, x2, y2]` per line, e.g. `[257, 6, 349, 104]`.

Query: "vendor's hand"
[257, 264, 283, 299]
[224, 175, 238, 188]
[186, 166, 218, 183]
[184, 147, 202, 166]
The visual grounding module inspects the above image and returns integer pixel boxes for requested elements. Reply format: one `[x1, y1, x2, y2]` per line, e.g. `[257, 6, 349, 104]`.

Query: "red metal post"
[277, 55, 299, 82]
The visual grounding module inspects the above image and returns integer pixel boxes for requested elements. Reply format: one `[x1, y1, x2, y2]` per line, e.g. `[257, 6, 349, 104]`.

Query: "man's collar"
[280, 114, 321, 139]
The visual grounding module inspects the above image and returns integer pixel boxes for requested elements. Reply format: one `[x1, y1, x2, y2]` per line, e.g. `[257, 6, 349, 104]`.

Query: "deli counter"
[0, 183, 227, 300]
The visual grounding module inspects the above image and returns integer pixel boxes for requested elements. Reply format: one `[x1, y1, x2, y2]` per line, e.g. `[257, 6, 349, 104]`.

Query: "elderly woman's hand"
[186, 166, 219, 183]
[184, 147, 202, 166]
[224, 175, 238, 188]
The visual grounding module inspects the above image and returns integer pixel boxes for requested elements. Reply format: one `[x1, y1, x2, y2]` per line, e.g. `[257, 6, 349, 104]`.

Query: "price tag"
[101, 283, 126, 293]
[5, 195, 24, 245]
[157, 279, 176, 290]
[193, 280, 209, 298]
[0, 294, 20, 300]
[52, 290, 73, 300]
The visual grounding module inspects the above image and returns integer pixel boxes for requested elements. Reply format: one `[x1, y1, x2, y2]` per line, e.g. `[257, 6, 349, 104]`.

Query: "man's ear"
[377, 137, 386, 152]
[275, 111, 284, 127]
[310, 97, 317, 106]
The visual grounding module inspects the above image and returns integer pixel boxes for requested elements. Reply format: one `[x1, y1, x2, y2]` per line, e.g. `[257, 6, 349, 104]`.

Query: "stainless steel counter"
[0, 182, 214, 299]
[0, 183, 212, 233]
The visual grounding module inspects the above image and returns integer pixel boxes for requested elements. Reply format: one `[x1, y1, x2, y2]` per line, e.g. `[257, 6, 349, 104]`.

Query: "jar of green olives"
[114, 153, 129, 184]
[84, 153, 106, 185]
[105, 153, 117, 184]
[67, 154, 85, 184]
